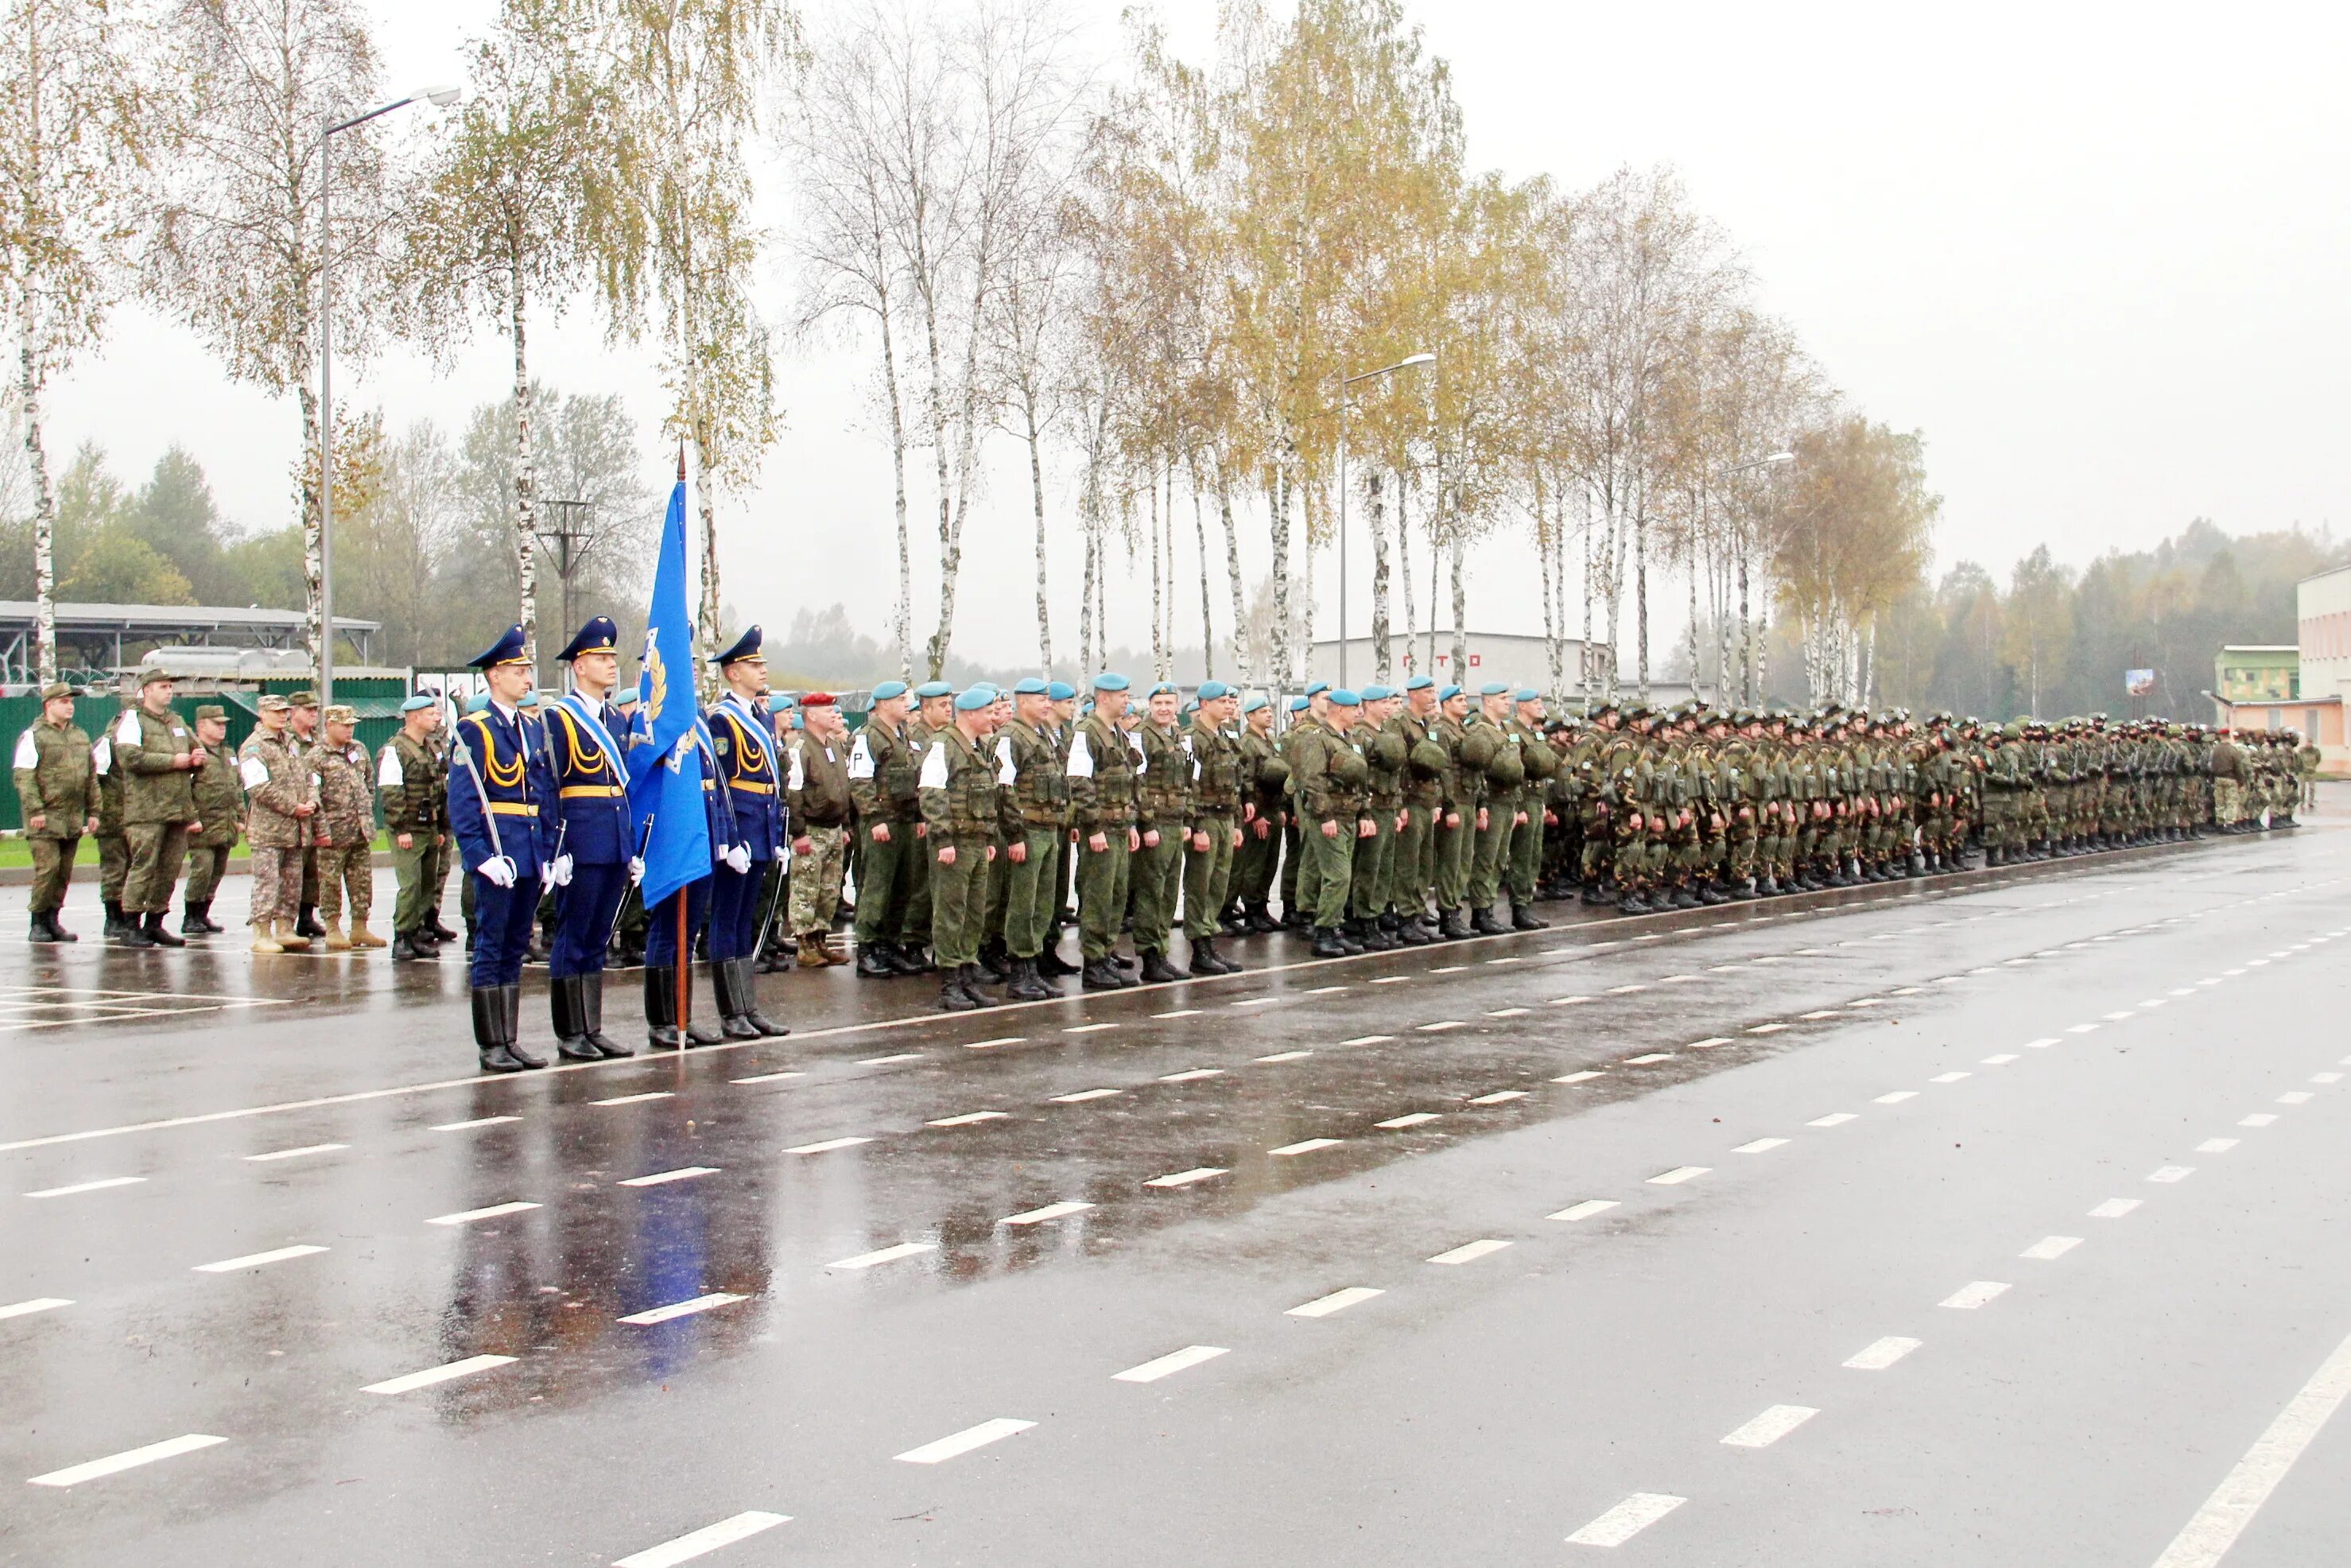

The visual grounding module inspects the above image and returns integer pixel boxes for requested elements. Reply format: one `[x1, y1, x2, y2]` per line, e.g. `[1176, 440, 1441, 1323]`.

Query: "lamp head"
[423, 83, 465, 107]
[1399, 352, 1436, 369]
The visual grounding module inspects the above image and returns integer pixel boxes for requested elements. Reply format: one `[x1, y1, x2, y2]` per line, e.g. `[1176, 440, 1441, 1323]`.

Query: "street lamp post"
[1334, 352, 1435, 688]
[315, 83, 460, 706]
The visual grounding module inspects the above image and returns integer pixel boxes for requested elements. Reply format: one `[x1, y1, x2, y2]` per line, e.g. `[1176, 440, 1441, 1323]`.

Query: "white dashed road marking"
[1049, 1089, 1119, 1103]
[1873, 1091, 1918, 1104]
[786, 1137, 873, 1155]
[1468, 1090, 1528, 1104]
[27, 1433, 226, 1488]
[1721, 1404, 1819, 1448]
[192, 1244, 327, 1274]
[2240, 1114, 2277, 1128]
[1930, 1071, 1971, 1084]
[1732, 1138, 1789, 1155]
[1376, 1112, 1440, 1128]
[242, 1143, 347, 1162]
[361, 1354, 516, 1395]
[428, 1201, 541, 1227]
[2149, 1166, 2196, 1183]
[927, 1111, 1008, 1127]
[1112, 1345, 1228, 1383]
[1288, 1287, 1383, 1318]
[2149, 1324, 2351, 1568]
[619, 1293, 747, 1325]
[827, 1241, 934, 1271]
[1845, 1336, 1921, 1370]
[1145, 1168, 1227, 1189]
[1648, 1166, 1709, 1186]
[1941, 1280, 2011, 1310]
[433, 1115, 521, 1131]
[619, 1167, 718, 1188]
[1567, 1492, 1686, 1547]
[593, 1091, 673, 1107]
[2091, 1199, 2142, 1218]
[1552, 1070, 1604, 1085]
[1270, 1138, 1342, 1157]
[2022, 1236, 2082, 1260]
[0, 1297, 72, 1321]
[612, 1511, 790, 1568]
[1428, 1239, 1512, 1265]
[1808, 1112, 1857, 1127]
[894, 1418, 1035, 1465]
[1001, 1201, 1091, 1226]
[2198, 1138, 2239, 1155]
[25, 1176, 143, 1199]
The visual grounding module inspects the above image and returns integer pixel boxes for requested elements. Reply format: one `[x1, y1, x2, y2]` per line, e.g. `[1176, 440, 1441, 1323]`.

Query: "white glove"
[538, 861, 556, 891]
[550, 852, 575, 887]
[724, 844, 751, 875]
[778, 844, 793, 873]
[628, 856, 646, 886]
[476, 856, 517, 889]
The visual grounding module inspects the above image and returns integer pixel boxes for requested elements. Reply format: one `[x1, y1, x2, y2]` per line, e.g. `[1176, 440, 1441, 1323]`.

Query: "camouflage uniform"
[381, 723, 450, 945]
[918, 716, 1011, 1004]
[240, 716, 314, 943]
[310, 716, 376, 941]
[184, 706, 243, 922]
[786, 722, 854, 953]
[12, 690, 97, 931]
[112, 696, 199, 922]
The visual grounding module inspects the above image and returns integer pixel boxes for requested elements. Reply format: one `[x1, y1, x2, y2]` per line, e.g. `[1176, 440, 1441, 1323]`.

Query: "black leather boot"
[645, 965, 685, 1050]
[731, 959, 789, 1036]
[475, 986, 530, 1073]
[1510, 902, 1549, 930]
[1139, 949, 1188, 983]
[295, 905, 324, 938]
[1247, 902, 1281, 934]
[1395, 914, 1437, 946]
[582, 972, 633, 1058]
[1310, 926, 1347, 957]
[1437, 906, 1472, 941]
[1470, 906, 1506, 936]
[1036, 945, 1080, 978]
[855, 941, 897, 978]
[1081, 956, 1126, 992]
[143, 910, 186, 948]
[938, 971, 980, 1011]
[499, 983, 545, 1069]
[712, 960, 762, 1041]
[957, 962, 999, 1005]
[102, 900, 131, 942]
[1356, 918, 1399, 952]
[552, 975, 602, 1061]
[1188, 936, 1232, 976]
[686, 968, 726, 1044]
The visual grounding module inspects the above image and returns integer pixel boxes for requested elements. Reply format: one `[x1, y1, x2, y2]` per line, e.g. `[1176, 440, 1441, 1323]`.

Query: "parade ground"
[5, 799, 2349, 1566]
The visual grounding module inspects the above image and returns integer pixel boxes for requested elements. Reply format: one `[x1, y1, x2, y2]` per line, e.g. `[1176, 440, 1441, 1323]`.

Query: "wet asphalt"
[5, 813, 2351, 1566]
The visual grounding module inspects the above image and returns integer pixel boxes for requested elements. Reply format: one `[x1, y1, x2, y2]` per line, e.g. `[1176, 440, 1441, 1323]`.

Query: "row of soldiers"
[11, 673, 448, 950]
[838, 675, 2318, 1012]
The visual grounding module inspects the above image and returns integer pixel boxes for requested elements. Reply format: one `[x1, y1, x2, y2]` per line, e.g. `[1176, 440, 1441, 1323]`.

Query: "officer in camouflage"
[381, 694, 452, 960]
[1131, 681, 1192, 982]
[1182, 680, 1246, 975]
[112, 667, 204, 948]
[240, 694, 315, 954]
[1069, 672, 1141, 990]
[310, 703, 383, 951]
[921, 684, 1010, 1010]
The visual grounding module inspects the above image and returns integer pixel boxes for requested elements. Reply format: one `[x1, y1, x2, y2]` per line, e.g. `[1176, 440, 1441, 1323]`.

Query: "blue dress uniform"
[448, 626, 555, 1073]
[541, 615, 637, 1062]
[640, 718, 726, 1049]
[705, 626, 790, 1039]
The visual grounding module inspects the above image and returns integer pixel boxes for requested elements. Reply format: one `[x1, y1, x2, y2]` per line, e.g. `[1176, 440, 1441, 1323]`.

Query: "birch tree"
[2, 0, 154, 682]
[149, 0, 396, 677]
[605, 0, 790, 672]
[407, 0, 626, 676]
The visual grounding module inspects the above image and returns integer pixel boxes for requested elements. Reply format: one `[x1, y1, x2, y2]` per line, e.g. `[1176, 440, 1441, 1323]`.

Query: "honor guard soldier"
[114, 666, 203, 948]
[642, 713, 728, 1050]
[540, 616, 638, 1060]
[706, 626, 790, 1039]
[241, 695, 315, 953]
[14, 681, 98, 942]
[381, 694, 452, 959]
[182, 704, 239, 937]
[448, 626, 557, 1073]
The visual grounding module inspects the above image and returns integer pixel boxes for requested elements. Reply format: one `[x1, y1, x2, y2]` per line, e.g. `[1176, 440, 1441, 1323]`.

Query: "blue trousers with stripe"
[643, 878, 712, 968]
[551, 860, 628, 978]
[708, 857, 773, 962]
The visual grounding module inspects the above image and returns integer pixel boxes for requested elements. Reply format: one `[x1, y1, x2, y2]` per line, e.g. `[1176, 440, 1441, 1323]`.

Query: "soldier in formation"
[241, 694, 316, 953]
[182, 704, 239, 937]
[14, 681, 97, 942]
[310, 704, 384, 950]
[382, 694, 456, 959]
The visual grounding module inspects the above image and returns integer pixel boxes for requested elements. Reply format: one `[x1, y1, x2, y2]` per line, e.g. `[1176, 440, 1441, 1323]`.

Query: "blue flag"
[627, 477, 712, 909]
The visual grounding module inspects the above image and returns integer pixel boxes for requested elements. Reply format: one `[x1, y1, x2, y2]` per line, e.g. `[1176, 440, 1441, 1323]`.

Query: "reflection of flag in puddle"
[628, 1181, 714, 1379]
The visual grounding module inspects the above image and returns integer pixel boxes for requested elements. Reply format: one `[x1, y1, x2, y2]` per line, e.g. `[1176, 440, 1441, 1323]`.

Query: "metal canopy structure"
[0, 601, 381, 685]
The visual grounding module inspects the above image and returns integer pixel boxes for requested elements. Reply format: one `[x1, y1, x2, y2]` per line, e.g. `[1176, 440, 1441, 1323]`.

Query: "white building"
[2292, 565, 2351, 771]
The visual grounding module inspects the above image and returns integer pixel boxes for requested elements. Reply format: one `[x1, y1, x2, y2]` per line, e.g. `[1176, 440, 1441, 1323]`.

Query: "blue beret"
[1305, 680, 1331, 697]
[871, 680, 909, 701]
[1286, 695, 1310, 712]
[953, 687, 993, 712]
[1515, 688, 1541, 703]
[1093, 672, 1130, 692]
[1243, 693, 1270, 713]
[1480, 681, 1510, 697]
[1360, 684, 1392, 702]
[518, 690, 540, 707]
[768, 693, 796, 712]
[1404, 674, 1434, 691]
[400, 694, 436, 713]
[1046, 681, 1077, 701]
[1196, 680, 1231, 700]
[1328, 688, 1361, 707]
[914, 681, 953, 700]
[1013, 677, 1049, 695]
[710, 624, 764, 666]
[1148, 681, 1177, 697]
[1439, 684, 1463, 701]
[557, 615, 619, 662]
[467, 693, 491, 713]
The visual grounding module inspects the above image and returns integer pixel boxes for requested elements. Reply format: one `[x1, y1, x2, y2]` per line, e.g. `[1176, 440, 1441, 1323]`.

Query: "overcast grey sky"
[46, 0, 2351, 666]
